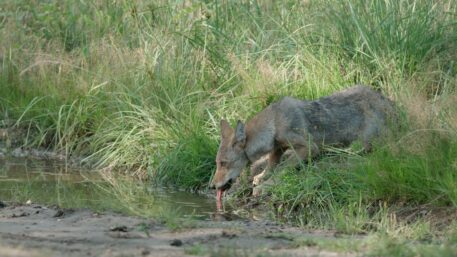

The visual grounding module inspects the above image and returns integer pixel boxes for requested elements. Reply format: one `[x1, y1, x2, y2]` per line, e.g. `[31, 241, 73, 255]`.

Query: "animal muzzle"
[219, 178, 233, 191]
[210, 177, 234, 191]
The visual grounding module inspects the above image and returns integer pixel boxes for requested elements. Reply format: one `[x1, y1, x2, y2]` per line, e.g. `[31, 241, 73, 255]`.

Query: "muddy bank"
[0, 203, 353, 257]
[0, 127, 85, 165]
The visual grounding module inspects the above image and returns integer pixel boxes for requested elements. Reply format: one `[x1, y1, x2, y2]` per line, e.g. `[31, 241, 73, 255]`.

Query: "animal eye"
[219, 161, 227, 167]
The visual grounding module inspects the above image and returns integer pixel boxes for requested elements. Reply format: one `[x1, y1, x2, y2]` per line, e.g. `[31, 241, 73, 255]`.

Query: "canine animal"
[211, 85, 394, 201]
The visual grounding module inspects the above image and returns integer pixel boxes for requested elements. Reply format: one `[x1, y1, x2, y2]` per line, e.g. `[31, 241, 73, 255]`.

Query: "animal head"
[211, 119, 249, 191]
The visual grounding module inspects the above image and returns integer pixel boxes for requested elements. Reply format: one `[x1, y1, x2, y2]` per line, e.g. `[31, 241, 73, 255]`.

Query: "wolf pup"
[211, 85, 394, 203]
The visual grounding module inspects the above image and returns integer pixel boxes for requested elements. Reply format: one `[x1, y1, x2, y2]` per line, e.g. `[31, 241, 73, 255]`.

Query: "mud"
[0, 204, 353, 257]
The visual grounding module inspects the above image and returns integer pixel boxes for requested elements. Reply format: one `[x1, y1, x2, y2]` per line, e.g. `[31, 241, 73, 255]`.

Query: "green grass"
[1, 0, 457, 245]
[263, 133, 457, 232]
[325, 0, 457, 77]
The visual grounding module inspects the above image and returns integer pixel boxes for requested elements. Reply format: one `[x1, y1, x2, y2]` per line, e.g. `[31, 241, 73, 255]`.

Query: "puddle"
[149, 187, 227, 220]
[0, 157, 239, 220]
[0, 157, 99, 182]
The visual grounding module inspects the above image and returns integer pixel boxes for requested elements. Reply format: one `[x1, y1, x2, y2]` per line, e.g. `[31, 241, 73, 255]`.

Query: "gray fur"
[211, 85, 395, 190]
[234, 120, 246, 145]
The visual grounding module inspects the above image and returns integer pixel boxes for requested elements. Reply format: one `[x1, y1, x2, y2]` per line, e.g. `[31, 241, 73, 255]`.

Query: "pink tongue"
[216, 189, 223, 210]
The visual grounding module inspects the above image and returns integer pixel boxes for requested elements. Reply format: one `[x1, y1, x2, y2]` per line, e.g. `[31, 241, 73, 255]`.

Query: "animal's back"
[270, 86, 393, 147]
[306, 86, 393, 146]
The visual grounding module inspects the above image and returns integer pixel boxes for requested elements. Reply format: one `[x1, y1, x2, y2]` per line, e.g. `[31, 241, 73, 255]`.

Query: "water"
[0, 157, 100, 182]
[0, 157, 238, 220]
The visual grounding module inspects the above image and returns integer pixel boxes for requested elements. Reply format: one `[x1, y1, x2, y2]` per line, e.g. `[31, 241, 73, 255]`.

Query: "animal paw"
[252, 170, 266, 186]
[252, 185, 264, 197]
[252, 177, 276, 197]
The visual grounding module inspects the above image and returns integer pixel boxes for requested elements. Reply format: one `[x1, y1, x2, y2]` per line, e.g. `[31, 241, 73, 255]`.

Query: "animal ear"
[220, 119, 233, 140]
[234, 120, 246, 147]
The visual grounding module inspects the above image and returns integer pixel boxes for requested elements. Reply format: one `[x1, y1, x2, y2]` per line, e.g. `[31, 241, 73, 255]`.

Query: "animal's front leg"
[252, 169, 267, 186]
[252, 144, 319, 196]
[260, 148, 284, 182]
[252, 148, 283, 195]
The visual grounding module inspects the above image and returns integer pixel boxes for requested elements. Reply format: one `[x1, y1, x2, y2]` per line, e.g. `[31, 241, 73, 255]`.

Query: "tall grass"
[1, 0, 456, 230]
[326, 0, 457, 78]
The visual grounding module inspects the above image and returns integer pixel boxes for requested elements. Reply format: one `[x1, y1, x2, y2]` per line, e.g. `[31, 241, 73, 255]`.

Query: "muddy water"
[0, 157, 352, 257]
[0, 157, 228, 220]
[0, 157, 100, 182]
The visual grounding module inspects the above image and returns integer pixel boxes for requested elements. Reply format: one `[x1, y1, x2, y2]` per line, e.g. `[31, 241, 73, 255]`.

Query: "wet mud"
[0, 203, 352, 257]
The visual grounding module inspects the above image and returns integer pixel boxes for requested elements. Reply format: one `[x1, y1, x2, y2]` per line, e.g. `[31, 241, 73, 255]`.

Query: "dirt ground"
[0, 203, 355, 257]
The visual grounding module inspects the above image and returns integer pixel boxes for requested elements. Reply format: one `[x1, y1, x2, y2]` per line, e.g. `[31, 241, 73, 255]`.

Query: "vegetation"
[1, 0, 456, 244]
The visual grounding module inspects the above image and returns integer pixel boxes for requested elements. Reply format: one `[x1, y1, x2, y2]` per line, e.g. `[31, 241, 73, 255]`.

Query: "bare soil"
[0, 203, 354, 257]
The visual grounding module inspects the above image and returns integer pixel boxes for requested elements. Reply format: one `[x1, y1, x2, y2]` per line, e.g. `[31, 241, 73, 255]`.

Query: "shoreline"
[0, 203, 350, 257]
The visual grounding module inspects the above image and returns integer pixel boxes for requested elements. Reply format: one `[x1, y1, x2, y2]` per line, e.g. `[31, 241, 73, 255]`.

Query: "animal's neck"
[243, 113, 275, 163]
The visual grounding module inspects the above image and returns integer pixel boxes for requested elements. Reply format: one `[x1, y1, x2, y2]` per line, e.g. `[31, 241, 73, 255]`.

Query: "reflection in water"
[147, 187, 219, 219]
[0, 157, 99, 182]
[0, 157, 241, 221]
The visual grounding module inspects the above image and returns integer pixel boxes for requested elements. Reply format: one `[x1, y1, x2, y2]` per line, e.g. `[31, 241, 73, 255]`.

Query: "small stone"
[53, 210, 64, 218]
[109, 225, 128, 232]
[25, 200, 32, 205]
[221, 230, 237, 239]
[170, 239, 182, 246]
[141, 249, 150, 256]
